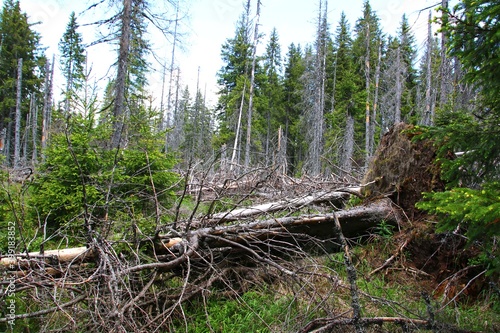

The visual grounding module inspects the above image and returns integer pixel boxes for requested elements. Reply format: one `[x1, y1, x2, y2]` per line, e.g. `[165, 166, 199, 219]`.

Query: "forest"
[0, 0, 499, 332]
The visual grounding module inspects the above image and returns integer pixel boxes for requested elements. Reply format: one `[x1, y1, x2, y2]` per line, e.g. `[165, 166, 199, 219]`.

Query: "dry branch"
[368, 238, 410, 276]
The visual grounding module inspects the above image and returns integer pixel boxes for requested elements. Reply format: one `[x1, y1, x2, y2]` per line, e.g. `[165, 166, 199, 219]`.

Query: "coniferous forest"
[0, 0, 499, 332]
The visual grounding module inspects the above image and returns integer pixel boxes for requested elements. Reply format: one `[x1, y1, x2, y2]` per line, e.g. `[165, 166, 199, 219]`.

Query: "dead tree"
[111, 0, 132, 148]
[243, 0, 261, 169]
[13, 58, 22, 167]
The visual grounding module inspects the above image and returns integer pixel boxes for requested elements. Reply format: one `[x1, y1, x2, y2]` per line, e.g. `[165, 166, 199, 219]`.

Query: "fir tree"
[215, 9, 252, 163]
[59, 11, 86, 113]
[353, 0, 382, 165]
[262, 27, 284, 166]
[417, 0, 500, 273]
[283, 43, 305, 175]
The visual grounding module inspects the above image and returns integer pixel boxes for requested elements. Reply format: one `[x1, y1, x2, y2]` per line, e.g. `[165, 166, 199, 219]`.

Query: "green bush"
[29, 110, 180, 244]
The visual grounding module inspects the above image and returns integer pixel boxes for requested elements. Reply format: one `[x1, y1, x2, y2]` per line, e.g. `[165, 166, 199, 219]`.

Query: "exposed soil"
[363, 122, 445, 219]
[362, 123, 489, 303]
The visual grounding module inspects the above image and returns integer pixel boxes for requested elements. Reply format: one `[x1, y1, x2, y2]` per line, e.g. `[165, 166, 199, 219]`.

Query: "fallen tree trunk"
[197, 198, 397, 243]
[1, 199, 397, 272]
[211, 189, 358, 221]
[0, 247, 91, 269]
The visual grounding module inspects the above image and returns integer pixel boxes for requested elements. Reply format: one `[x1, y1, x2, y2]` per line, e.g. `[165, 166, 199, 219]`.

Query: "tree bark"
[30, 93, 38, 164]
[423, 11, 434, 126]
[364, 22, 371, 168]
[439, 0, 450, 108]
[372, 40, 381, 148]
[112, 0, 132, 148]
[41, 56, 54, 161]
[395, 46, 402, 123]
[341, 106, 355, 175]
[244, 0, 261, 169]
[13, 58, 22, 167]
[211, 189, 354, 221]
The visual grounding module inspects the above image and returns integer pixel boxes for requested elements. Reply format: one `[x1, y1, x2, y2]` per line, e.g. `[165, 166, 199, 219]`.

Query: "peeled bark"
[0, 247, 91, 269]
[211, 189, 354, 221]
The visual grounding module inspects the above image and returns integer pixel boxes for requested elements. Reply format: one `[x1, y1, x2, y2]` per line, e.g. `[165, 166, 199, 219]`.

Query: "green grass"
[172, 290, 298, 333]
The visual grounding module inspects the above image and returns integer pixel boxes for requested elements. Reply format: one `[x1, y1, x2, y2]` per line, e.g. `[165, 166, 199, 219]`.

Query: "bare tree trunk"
[31, 94, 38, 164]
[244, 0, 261, 169]
[41, 58, 54, 160]
[163, 0, 179, 132]
[371, 40, 381, 152]
[423, 11, 433, 126]
[13, 58, 23, 167]
[212, 189, 352, 221]
[308, 0, 327, 176]
[23, 111, 29, 164]
[112, 0, 132, 148]
[364, 22, 371, 168]
[341, 105, 355, 175]
[265, 106, 271, 167]
[439, 0, 450, 108]
[276, 126, 287, 174]
[230, 81, 246, 171]
[394, 46, 402, 123]
[331, 51, 338, 114]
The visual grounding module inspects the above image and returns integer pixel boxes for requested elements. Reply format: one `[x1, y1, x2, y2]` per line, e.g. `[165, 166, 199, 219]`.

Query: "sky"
[13, 0, 446, 107]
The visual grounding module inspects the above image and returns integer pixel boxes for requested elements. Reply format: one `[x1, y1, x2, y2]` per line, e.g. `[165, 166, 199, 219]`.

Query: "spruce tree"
[283, 43, 305, 175]
[328, 12, 360, 175]
[97, 0, 154, 148]
[262, 27, 284, 167]
[417, 0, 500, 273]
[59, 11, 86, 113]
[215, 10, 252, 164]
[396, 14, 417, 123]
[353, 0, 382, 166]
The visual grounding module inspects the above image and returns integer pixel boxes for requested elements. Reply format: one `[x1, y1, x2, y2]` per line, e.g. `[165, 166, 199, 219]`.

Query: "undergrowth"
[169, 235, 500, 332]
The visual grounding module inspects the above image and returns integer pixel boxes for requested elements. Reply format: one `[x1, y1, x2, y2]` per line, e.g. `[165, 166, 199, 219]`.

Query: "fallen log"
[0, 247, 91, 269]
[1, 199, 397, 272]
[199, 198, 396, 239]
[211, 189, 357, 221]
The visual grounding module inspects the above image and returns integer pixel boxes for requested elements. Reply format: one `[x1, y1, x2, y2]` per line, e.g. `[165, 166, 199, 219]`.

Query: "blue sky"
[15, 0, 447, 106]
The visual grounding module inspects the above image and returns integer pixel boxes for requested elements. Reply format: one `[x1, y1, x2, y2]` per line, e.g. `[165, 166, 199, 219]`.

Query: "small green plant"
[346, 195, 363, 208]
[374, 220, 395, 239]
